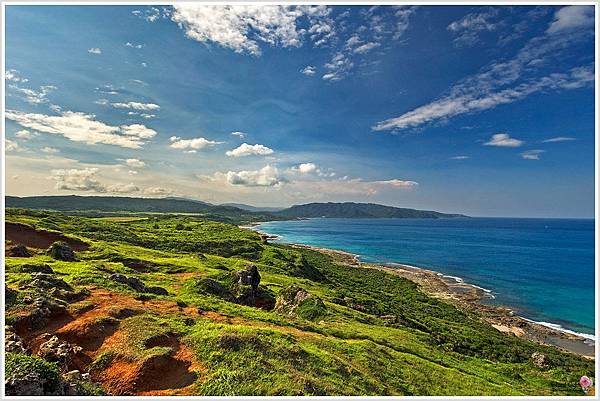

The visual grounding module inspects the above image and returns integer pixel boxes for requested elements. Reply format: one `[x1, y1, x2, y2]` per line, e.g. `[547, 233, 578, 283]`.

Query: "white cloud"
[542, 136, 576, 143]
[291, 162, 318, 174]
[170, 5, 315, 55]
[521, 149, 545, 160]
[353, 42, 380, 54]
[88, 48, 102, 54]
[51, 168, 105, 192]
[95, 99, 109, 105]
[124, 158, 146, 168]
[226, 143, 274, 157]
[373, 15, 594, 132]
[451, 155, 469, 160]
[111, 101, 160, 111]
[132, 7, 166, 23]
[125, 42, 145, 49]
[447, 8, 498, 46]
[301, 66, 317, 76]
[169, 136, 222, 151]
[6, 109, 157, 149]
[373, 179, 418, 188]
[41, 147, 59, 154]
[373, 65, 594, 131]
[547, 6, 594, 34]
[484, 133, 523, 147]
[15, 130, 36, 139]
[322, 52, 354, 81]
[231, 131, 247, 139]
[5, 69, 28, 83]
[141, 113, 156, 119]
[226, 165, 283, 187]
[9, 84, 56, 105]
[141, 62, 148, 68]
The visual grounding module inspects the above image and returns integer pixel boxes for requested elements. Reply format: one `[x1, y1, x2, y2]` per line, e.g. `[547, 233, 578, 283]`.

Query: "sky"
[3, 4, 596, 217]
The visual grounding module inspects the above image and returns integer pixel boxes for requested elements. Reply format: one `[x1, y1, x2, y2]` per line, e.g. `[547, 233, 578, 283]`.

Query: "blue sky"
[4, 4, 596, 217]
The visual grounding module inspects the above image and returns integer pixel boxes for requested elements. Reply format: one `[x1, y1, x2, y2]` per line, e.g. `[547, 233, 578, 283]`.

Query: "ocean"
[255, 217, 596, 338]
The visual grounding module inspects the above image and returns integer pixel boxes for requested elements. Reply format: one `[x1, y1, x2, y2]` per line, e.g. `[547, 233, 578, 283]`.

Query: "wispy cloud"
[125, 42, 144, 49]
[230, 131, 247, 139]
[301, 66, 317, 76]
[521, 149, 545, 160]
[5, 69, 29, 83]
[111, 101, 160, 111]
[88, 47, 102, 54]
[450, 155, 469, 160]
[542, 136, 576, 143]
[373, 7, 594, 132]
[447, 7, 499, 47]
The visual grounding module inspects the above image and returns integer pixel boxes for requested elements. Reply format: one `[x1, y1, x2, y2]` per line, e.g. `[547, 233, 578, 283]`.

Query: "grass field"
[4, 208, 594, 396]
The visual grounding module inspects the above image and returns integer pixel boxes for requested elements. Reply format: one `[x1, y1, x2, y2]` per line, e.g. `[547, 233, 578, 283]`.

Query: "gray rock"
[235, 265, 261, 292]
[531, 352, 551, 369]
[38, 335, 82, 367]
[5, 372, 55, 396]
[146, 286, 168, 296]
[47, 241, 76, 261]
[7, 244, 32, 258]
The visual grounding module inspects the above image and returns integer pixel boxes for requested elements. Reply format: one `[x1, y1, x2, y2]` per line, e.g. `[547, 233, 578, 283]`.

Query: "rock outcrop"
[274, 285, 326, 320]
[47, 241, 76, 261]
[531, 352, 551, 369]
[109, 273, 168, 295]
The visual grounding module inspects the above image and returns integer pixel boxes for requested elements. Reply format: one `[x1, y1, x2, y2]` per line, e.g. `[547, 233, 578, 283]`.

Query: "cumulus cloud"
[542, 136, 576, 143]
[521, 149, 545, 160]
[169, 136, 222, 151]
[51, 168, 106, 192]
[170, 5, 319, 55]
[15, 130, 36, 139]
[111, 102, 160, 111]
[484, 133, 523, 147]
[6, 109, 157, 149]
[107, 183, 140, 193]
[301, 66, 317, 76]
[226, 165, 283, 187]
[88, 48, 102, 54]
[291, 162, 318, 174]
[225, 143, 274, 157]
[124, 158, 146, 168]
[547, 6, 594, 34]
[322, 52, 354, 81]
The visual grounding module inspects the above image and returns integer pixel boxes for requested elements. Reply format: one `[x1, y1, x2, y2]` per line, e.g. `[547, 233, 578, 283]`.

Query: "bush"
[5, 353, 62, 396]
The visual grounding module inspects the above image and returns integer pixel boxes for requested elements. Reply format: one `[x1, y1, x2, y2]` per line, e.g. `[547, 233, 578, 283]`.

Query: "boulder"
[47, 242, 76, 261]
[235, 265, 261, 293]
[27, 297, 68, 330]
[5, 353, 63, 396]
[108, 273, 167, 295]
[38, 335, 83, 367]
[61, 370, 105, 396]
[5, 326, 28, 354]
[531, 352, 551, 369]
[7, 244, 32, 257]
[23, 273, 73, 292]
[20, 264, 54, 274]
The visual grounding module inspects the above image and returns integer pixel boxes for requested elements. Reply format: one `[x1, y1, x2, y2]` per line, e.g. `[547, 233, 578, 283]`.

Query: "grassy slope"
[4, 208, 593, 396]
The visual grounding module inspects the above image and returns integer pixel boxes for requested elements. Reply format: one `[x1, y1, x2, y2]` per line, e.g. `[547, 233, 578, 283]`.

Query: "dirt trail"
[5, 222, 90, 251]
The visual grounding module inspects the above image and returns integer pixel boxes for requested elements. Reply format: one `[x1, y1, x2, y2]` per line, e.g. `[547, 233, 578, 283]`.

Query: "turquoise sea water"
[256, 218, 596, 337]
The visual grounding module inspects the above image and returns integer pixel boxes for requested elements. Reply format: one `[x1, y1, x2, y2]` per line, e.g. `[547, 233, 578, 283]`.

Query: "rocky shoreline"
[288, 243, 595, 360]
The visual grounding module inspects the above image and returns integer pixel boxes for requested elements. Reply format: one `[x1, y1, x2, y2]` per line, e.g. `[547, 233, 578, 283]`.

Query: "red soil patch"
[5, 222, 90, 251]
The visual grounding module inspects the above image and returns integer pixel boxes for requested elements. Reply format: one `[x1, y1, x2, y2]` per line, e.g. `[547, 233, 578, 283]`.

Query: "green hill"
[276, 202, 466, 219]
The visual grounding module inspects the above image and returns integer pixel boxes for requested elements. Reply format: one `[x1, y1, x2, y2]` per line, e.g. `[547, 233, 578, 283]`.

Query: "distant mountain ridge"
[274, 202, 466, 219]
[220, 203, 284, 213]
[5, 196, 466, 220]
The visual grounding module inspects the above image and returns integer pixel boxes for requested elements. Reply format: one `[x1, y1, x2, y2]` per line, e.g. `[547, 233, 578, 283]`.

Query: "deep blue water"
[256, 218, 596, 336]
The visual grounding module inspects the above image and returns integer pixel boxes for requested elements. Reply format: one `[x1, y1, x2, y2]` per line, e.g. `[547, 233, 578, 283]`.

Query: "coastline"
[245, 225, 595, 359]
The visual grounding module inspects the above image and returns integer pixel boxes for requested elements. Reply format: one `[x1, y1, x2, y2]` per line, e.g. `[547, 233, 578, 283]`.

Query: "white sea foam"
[521, 317, 596, 341]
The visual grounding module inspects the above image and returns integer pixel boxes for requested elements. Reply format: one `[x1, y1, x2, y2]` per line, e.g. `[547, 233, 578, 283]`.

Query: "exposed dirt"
[5, 222, 90, 251]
